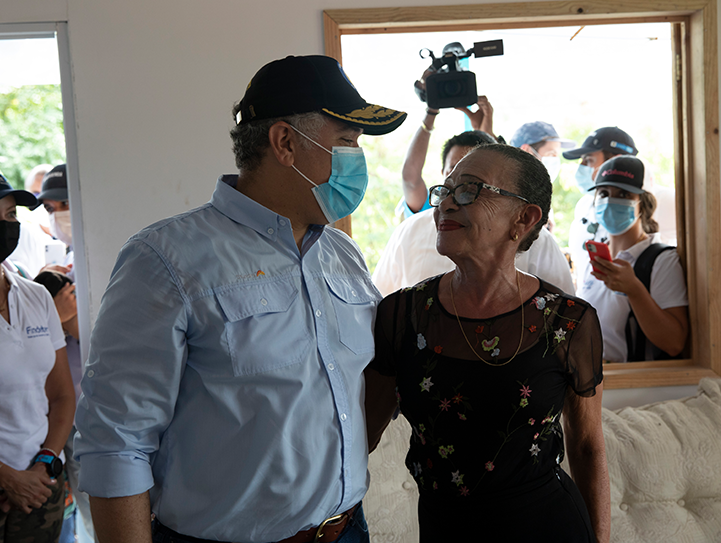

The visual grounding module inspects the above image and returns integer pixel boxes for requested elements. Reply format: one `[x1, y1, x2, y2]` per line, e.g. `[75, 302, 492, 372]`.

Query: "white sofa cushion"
[604, 377, 721, 543]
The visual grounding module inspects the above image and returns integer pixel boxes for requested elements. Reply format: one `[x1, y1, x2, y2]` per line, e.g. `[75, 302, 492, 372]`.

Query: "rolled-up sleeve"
[74, 238, 189, 497]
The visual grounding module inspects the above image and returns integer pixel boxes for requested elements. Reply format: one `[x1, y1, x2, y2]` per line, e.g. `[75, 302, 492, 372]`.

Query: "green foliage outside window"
[0, 85, 66, 189]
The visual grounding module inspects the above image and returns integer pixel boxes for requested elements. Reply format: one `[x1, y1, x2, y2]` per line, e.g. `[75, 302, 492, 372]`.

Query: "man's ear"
[267, 121, 297, 167]
[519, 143, 534, 155]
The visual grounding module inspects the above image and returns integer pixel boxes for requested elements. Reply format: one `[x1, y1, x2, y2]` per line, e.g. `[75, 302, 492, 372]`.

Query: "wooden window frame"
[323, 1, 720, 389]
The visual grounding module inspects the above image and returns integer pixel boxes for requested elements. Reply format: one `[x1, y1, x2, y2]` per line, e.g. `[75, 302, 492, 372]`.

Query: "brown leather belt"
[277, 504, 358, 543]
[153, 504, 358, 543]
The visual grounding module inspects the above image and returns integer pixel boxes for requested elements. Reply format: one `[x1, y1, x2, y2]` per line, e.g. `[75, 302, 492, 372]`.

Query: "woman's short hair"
[229, 110, 327, 172]
[466, 143, 552, 253]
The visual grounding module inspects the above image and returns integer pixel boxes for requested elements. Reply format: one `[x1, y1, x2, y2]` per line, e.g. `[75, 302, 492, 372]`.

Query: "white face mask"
[541, 156, 561, 181]
[49, 210, 73, 246]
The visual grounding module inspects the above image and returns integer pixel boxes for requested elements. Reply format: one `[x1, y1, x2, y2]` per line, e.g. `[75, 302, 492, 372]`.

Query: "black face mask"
[0, 220, 20, 263]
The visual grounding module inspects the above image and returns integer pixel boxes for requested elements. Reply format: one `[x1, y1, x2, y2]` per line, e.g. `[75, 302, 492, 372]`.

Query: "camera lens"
[442, 80, 464, 97]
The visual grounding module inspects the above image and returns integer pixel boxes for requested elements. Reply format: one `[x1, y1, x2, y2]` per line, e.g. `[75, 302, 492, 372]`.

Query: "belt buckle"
[313, 512, 346, 542]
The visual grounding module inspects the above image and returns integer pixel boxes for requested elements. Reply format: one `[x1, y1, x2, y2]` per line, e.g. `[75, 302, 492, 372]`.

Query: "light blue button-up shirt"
[74, 176, 381, 542]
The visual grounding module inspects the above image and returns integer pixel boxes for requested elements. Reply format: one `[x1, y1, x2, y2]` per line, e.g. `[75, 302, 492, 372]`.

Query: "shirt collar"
[617, 232, 662, 262]
[210, 175, 289, 243]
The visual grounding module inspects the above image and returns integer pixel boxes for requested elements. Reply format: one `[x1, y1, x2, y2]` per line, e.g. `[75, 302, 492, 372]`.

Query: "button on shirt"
[0, 270, 65, 470]
[74, 175, 381, 542]
[577, 233, 688, 362]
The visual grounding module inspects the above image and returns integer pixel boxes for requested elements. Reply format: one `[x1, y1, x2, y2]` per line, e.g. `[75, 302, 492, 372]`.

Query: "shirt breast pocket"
[215, 280, 312, 376]
[325, 276, 380, 355]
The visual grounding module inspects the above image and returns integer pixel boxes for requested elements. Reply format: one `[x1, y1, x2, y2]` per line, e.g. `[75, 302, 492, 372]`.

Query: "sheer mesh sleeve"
[369, 290, 407, 377]
[564, 304, 604, 397]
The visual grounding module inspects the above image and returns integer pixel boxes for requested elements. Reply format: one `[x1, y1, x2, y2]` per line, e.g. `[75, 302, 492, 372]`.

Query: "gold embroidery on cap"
[322, 107, 406, 126]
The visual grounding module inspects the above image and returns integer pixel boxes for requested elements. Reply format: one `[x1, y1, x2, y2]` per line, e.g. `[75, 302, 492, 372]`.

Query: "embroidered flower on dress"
[434, 345, 443, 354]
[438, 445, 455, 459]
[544, 307, 551, 315]
[520, 385, 532, 398]
[529, 444, 541, 456]
[416, 282, 427, 291]
[452, 393, 463, 404]
[439, 399, 450, 411]
[528, 325, 537, 333]
[433, 481, 438, 490]
[482, 336, 500, 351]
[567, 299, 575, 307]
[459, 486, 470, 496]
[491, 348, 500, 358]
[417, 334, 427, 350]
[566, 321, 577, 330]
[519, 398, 529, 408]
[545, 293, 559, 301]
[412, 462, 422, 476]
[485, 461, 495, 472]
[425, 297, 434, 310]
[528, 418, 535, 426]
[534, 433, 539, 440]
[458, 413, 467, 421]
[420, 377, 434, 392]
[427, 459, 433, 469]
[475, 325, 484, 334]
[451, 470, 464, 486]
[531, 296, 546, 310]
[554, 328, 567, 343]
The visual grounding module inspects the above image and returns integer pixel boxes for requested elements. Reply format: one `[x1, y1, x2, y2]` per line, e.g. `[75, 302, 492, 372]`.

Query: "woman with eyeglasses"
[577, 156, 688, 362]
[0, 175, 76, 543]
[365, 144, 609, 542]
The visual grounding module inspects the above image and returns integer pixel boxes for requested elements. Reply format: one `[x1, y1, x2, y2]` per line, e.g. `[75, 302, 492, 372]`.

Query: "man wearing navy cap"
[562, 127, 638, 282]
[74, 55, 406, 543]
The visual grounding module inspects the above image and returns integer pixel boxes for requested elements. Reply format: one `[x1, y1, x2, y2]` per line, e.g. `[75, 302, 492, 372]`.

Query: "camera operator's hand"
[455, 95, 495, 136]
[413, 68, 440, 115]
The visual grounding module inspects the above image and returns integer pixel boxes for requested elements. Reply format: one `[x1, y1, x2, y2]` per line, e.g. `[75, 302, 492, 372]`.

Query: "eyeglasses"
[428, 181, 529, 207]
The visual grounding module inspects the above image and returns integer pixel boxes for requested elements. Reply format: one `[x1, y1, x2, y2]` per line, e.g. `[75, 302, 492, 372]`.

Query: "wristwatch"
[32, 452, 63, 478]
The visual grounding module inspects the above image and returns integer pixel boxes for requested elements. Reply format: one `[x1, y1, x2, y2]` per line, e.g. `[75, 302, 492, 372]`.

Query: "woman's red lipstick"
[437, 220, 464, 231]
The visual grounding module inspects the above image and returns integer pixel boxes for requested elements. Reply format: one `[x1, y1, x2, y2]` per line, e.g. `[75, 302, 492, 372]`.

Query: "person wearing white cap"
[577, 156, 688, 362]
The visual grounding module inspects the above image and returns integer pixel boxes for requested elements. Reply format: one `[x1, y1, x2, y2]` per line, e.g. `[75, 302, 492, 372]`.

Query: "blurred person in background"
[34, 270, 95, 542]
[563, 127, 638, 282]
[0, 175, 75, 543]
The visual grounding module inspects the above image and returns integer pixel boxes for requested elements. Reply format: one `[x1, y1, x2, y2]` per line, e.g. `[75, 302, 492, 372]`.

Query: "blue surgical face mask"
[595, 196, 637, 235]
[575, 164, 595, 193]
[290, 126, 368, 224]
[541, 156, 561, 181]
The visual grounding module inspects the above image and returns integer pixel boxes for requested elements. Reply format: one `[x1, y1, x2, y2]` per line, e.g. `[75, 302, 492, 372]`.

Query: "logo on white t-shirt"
[26, 325, 50, 339]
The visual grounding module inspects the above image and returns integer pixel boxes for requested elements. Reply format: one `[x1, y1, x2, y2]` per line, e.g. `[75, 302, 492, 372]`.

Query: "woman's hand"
[0, 463, 56, 514]
[590, 256, 643, 296]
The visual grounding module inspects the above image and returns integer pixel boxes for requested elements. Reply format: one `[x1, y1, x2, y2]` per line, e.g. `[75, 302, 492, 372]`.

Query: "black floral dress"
[370, 275, 603, 541]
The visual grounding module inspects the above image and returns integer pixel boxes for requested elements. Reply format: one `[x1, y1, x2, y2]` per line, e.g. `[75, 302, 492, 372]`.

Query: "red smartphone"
[585, 240, 612, 275]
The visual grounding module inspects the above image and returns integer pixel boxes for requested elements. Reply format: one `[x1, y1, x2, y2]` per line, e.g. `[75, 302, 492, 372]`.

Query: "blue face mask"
[595, 196, 637, 235]
[575, 164, 595, 193]
[290, 126, 368, 224]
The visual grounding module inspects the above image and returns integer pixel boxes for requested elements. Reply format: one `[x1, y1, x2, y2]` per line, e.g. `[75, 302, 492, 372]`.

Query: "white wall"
[0, 0, 715, 409]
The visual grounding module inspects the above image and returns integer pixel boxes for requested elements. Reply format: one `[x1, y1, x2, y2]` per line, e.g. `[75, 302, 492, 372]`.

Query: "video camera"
[416, 40, 504, 109]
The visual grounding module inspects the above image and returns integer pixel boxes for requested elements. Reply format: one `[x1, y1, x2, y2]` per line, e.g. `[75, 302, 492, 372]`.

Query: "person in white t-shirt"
[577, 156, 688, 362]
[0, 178, 75, 541]
[374, 130, 575, 296]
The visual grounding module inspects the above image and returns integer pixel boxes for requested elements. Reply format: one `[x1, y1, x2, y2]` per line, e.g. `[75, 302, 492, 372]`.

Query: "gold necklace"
[449, 270, 524, 367]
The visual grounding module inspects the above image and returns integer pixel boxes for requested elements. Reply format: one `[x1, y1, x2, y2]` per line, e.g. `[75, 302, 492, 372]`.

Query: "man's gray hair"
[24, 164, 53, 191]
[229, 110, 327, 172]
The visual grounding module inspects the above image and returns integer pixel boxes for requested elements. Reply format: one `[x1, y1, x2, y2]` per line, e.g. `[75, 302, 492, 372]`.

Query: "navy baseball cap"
[236, 55, 407, 136]
[509, 121, 575, 149]
[0, 171, 38, 207]
[590, 155, 645, 194]
[37, 164, 68, 202]
[563, 127, 638, 160]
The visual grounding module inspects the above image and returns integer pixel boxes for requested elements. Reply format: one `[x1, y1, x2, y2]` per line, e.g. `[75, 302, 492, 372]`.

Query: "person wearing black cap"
[577, 156, 688, 363]
[0, 174, 76, 543]
[74, 55, 406, 543]
[563, 127, 638, 283]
